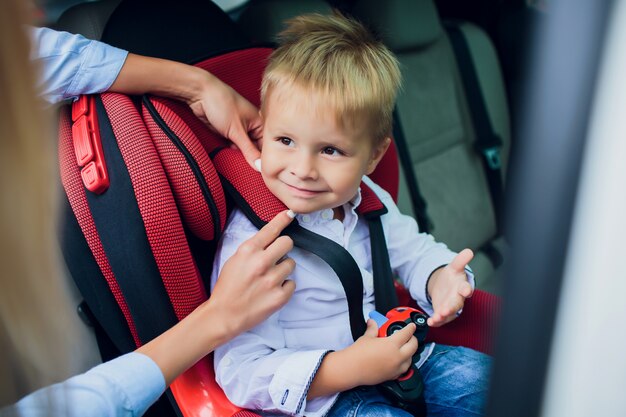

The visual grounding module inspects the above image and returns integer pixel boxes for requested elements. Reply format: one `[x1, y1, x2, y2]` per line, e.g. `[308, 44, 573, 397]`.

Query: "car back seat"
[237, 0, 333, 43]
[54, 0, 121, 39]
[350, 0, 510, 294]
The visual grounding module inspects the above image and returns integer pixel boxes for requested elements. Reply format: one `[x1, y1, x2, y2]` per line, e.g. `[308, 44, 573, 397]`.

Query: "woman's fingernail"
[286, 209, 296, 218]
[253, 159, 262, 172]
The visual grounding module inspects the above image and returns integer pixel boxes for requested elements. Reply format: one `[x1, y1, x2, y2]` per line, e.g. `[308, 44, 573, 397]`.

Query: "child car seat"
[57, 2, 500, 416]
[59, 46, 499, 417]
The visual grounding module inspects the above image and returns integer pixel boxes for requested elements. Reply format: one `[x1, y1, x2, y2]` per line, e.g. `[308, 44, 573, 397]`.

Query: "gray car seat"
[54, 0, 122, 39]
[350, 0, 510, 294]
[238, 0, 510, 294]
[237, 0, 333, 42]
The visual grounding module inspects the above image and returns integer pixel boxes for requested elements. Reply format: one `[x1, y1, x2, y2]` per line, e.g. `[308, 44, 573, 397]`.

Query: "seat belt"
[392, 109, 433, 234]
[364, 209, 399, 315]
[446, 22, 505, 233]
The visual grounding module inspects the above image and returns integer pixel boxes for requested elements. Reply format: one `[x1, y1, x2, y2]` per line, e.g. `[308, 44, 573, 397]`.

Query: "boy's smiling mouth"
[283, 182, 325, 197]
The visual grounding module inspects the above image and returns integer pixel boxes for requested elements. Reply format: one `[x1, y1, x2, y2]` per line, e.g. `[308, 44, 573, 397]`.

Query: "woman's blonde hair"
[261, 13, 402, 143]
[0, 0, 87, 405]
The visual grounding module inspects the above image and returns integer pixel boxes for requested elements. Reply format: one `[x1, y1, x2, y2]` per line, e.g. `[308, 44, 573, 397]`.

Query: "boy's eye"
[278, 137, 293, 146]
[322, 147, 342, 156]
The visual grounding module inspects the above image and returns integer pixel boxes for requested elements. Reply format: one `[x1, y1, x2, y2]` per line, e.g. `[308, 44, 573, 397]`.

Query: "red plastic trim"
[72, 95, 110, 194]
[170, 356, 248, 417]
[397, 367, 415, 381]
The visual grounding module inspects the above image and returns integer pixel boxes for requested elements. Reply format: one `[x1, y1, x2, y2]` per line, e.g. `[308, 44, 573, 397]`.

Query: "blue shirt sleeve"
[29, 26, 129, 104]
[0, 352, 166, 417]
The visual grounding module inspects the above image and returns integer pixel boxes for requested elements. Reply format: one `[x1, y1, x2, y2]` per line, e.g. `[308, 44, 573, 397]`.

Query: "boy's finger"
[448, 248, 474, 273]
[364, 319, 379, 337]
[427, 313, 445, 327]
[399, 334, 418, 357]
[458, 281, 473, 298]
[249, 210, 295, 250]
[389, 322, 417, 344]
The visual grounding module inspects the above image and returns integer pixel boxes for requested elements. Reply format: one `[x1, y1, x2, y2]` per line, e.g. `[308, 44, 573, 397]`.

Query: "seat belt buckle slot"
[483, 147, 501, 170]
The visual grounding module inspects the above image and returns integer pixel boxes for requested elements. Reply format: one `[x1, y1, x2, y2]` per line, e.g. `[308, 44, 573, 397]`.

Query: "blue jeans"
[325, 344, 491, 417]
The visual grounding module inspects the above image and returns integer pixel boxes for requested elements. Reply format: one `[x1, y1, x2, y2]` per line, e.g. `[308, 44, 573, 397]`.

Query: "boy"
[210, 13, 490, 417]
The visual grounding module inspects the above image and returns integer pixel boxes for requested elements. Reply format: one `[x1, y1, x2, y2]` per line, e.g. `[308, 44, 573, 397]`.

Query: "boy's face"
[260, 85, 389, 215]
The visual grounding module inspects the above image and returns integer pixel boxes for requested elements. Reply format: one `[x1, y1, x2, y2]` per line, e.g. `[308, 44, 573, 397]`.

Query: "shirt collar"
[295, 186, 363, 224]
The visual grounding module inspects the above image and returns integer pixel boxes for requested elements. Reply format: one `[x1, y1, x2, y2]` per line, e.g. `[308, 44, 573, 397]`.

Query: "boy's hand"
[346, 319, 418, 386]
[427, 249, 474, 327]
[307, 319, 417, 399]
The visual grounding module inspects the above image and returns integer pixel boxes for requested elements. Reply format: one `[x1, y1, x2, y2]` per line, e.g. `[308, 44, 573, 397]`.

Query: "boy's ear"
[257, 110, 265, 149]
[366, 137, 391, 175]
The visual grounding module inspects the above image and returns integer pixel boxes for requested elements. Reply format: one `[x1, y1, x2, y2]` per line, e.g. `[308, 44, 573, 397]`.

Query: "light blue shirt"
[0, 352, 166, 417]
[29, 27, 128, 104]
[1, 27, 160, 416]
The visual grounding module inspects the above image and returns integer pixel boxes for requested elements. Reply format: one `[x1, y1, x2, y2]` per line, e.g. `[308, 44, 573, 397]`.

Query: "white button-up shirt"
[210, 176, 474, 417]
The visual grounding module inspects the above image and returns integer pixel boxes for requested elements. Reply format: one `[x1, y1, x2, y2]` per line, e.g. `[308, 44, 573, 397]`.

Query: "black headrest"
[101, 0, 250, 64]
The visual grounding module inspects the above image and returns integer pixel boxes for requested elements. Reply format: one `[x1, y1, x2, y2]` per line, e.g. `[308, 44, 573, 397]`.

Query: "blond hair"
[0, 0, 89, 405]
[261, 13, 401, 143]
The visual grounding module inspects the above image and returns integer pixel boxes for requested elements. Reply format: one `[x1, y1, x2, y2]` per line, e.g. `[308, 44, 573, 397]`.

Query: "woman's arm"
[108, 53, 263, 167]
[30, 27, 263, 167]
[137, 210, 296, 385]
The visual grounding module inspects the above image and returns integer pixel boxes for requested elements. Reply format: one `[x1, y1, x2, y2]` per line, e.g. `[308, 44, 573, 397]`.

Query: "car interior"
[51, 0, 526, 297]
[39, 0, 619, 416]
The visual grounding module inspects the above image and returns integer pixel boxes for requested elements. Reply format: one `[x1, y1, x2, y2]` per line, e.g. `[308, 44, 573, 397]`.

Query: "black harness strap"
[89, 96, 179, 344]
[220, 178, 368, 341]
[286, 224, 368, 340]
[392, 110, 433, 234]
[364, 210, 399, 315]
[446, 22, 505, 234]
[60, 197, 136, 355]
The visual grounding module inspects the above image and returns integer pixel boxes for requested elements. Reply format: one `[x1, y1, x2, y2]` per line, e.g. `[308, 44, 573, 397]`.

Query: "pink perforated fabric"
[232, 411, 263, 417]
[150, 96, 228, 156]
[102, 93, 206, 321]
[195, 48, 271, 108]
[369, 140, 400, 203]
[214, 148, 287, 223]
[143, 98, 226, 240]
[357, 183, 385, 215]
[58, 106, 141, 347]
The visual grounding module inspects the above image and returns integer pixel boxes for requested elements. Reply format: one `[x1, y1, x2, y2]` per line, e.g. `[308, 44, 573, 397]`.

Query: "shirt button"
[301, 214, 311, 223]
[321, 210, 332, 220]
[222, 357, 233, 367]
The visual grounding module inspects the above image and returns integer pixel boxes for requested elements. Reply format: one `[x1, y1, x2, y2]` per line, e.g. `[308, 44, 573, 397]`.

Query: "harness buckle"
[71, 95, 110, 194]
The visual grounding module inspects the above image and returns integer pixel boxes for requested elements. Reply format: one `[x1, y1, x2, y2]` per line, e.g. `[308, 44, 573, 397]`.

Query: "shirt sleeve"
[28, 26, 128, 104]
[362, 177, 475, 316]
[210, 212, 337, 417]
[0, 352, 166, 417]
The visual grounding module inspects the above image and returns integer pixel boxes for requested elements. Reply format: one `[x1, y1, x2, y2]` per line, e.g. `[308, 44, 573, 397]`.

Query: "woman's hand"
[187, 72, 263, 168]
[137, 210, 296, 385]
[109, 54, 263, 169]
[209, 209, 296, 339]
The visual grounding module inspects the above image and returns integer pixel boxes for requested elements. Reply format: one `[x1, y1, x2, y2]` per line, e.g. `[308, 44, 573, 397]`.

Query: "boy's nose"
[289, 154, 318, 180]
